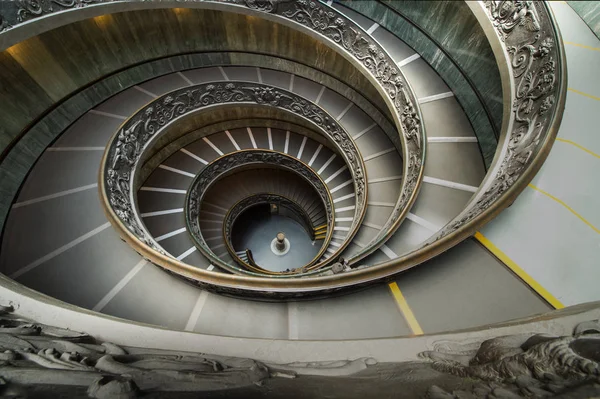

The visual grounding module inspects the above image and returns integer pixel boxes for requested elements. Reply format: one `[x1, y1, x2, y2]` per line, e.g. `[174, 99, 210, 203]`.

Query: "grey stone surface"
[16, 150, 102, 201]
[420, 97, 477, 138]
[100, 263, 200, 329]
[410, 183, 475, 229]
[137, 191, 186, 214]
[424, 142, 486, 186]
[394, 239, 552, 333]
[194, 293, 288, 338]
[293, 284, 412, 339]
[0, 299, 597, 398]
[15, 228, 142, 310]
[0, 189, 108, 277]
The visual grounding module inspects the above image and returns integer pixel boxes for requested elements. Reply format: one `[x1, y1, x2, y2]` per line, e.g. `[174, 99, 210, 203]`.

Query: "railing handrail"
[0, 1, 565, 299]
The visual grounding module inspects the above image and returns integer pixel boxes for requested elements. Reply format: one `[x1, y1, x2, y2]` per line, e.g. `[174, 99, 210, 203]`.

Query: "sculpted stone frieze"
[0, 0, 105, 29]
[419, 322, 600, 398]
[0, 305, 271, 398]
[0, 14, 10, 32]
[487, 0, 541, 40]
[0, 304, 598, 398]
[17, 0, 99, 22]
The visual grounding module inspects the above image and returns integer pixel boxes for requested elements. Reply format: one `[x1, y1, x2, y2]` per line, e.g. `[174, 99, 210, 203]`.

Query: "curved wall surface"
[338, 0, 502, 166]
[0, 7, 387, 156]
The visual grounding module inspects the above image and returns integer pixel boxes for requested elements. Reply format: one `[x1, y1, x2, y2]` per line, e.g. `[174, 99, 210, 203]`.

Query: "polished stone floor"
[232, 209, 320, 272]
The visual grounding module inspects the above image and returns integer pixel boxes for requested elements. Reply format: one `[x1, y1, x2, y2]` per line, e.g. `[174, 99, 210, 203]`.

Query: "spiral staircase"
[0, 0, 598, 396]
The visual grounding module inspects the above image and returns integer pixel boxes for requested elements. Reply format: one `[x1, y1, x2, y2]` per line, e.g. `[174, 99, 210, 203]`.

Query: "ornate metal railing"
[350, 1, 565, 275]
[1, 0, 565, 298]
[0, 0, 425, 268]
[427, 2, 565, 240]
[185, 150, 334, 275]
[101, 82, 368, 267]
[236, 0, 425, 262]
[222, 193, 324, 273]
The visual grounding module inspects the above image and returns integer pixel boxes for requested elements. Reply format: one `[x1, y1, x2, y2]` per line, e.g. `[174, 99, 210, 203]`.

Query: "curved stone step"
[138, 127, 354, 266]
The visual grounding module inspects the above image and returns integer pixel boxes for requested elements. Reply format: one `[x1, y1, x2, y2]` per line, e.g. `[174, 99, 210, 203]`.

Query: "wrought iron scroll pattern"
[225, 0, 424, 260]
[435, 1, 561, 238]
[186, 150, 335, 275]
[103, 83, 363, 275]
[0, 0, 424, 263]
[0, 0, 103, 28]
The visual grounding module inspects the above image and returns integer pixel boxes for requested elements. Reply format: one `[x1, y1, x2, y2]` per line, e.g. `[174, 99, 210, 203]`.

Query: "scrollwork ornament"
[185, 150, 335, 274]
[16, 0, 101, 22]
[486, 0, 541, 40]
[437, 1, 560, 238]
[103, 82, 363, 276]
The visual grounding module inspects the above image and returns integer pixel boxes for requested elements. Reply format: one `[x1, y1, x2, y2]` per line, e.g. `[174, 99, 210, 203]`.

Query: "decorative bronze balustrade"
[185, 150, 335, 276]
[0, 0, 566, 298]
[100, 82, 367, 276]
[0, 0, 424, 267]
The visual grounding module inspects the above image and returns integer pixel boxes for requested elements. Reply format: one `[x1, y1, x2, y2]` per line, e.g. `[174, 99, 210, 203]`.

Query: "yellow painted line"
[474, 232, 564, 309]
[568, 88, 600, 101]
[388, 282, 423, 335]
[528, 184, 600, 235]
[564, 41, 600, 52]
[556, 138, 600, 159]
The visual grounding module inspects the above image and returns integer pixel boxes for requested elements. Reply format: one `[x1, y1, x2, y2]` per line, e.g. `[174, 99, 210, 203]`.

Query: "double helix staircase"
[0, 0, 565, 342]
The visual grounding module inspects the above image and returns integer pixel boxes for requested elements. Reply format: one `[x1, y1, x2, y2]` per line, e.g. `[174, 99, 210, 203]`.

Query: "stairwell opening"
[231, 201, 320, 272]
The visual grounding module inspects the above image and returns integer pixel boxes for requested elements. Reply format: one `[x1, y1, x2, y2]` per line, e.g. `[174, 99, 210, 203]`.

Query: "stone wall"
[567, 1, 600, 40]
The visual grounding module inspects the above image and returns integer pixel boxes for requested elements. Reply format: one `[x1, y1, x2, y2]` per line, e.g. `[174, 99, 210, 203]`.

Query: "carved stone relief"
[420, 322, 600, 398]
[0, 0, 105, 28]
[0, 305, 271, 398]
[0, 305, 598, 398]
